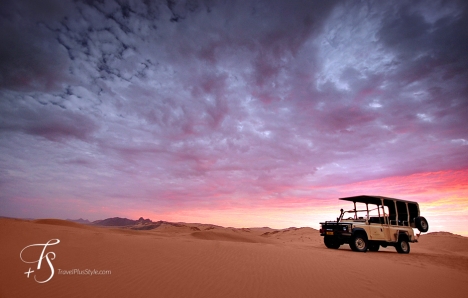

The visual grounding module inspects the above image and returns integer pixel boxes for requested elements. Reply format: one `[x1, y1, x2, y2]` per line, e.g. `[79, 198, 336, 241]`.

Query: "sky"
[1, 0, 467, 235]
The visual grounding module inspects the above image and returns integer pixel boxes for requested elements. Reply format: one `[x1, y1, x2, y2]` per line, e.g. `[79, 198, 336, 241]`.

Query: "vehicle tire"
[324, 236, 340, 249]
[396, 236, 410, 254]
[350, 233, 368, 252]
[415, 217, 429, 233]
[368, 243, 380, 252]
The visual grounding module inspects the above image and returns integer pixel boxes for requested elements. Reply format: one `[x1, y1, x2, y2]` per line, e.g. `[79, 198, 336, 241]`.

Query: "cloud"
[0, 0, 73, 91]
[0, 0, 467, 227]
[0, 93, 98, 141]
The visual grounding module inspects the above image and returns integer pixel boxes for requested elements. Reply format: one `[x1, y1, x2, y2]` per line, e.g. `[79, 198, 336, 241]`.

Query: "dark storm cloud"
[0, 0, 467, 219]
[0, 0, 73, 91]
[0, 96, 97, 141]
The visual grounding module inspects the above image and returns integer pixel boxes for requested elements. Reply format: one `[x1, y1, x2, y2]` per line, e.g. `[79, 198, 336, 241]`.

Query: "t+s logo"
[20, 239, 60, 283]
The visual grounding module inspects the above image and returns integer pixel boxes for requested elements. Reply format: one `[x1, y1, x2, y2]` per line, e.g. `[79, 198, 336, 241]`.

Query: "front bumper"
[319, 222, 352, 242]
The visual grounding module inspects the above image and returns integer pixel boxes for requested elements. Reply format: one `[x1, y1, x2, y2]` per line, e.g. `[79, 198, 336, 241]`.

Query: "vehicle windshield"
[338, 202, 388, 222]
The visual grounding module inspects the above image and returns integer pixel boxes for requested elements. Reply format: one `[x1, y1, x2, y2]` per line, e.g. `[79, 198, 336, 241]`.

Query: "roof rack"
[339, 195, 419, 206]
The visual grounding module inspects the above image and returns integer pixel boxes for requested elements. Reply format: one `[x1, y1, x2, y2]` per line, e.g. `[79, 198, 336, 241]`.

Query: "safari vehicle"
[319, 195, 429, 253]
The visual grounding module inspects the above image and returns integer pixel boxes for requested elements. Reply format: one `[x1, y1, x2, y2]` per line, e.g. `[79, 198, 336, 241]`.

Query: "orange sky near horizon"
[118, 169, 468, 236]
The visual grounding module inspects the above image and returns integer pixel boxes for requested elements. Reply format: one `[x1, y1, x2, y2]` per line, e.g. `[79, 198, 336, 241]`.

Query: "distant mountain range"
[67, 218, 91, 224]
[68, 216, 153, 226]
[92, 217, 153, 226]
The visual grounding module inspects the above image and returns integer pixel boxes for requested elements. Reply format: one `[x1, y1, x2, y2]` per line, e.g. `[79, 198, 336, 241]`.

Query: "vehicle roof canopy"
[339, 195, 420, 223]
[339, 195, 419, 208]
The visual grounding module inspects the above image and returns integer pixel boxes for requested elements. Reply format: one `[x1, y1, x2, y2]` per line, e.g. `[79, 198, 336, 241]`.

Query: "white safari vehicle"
[319, 195, 429, 253]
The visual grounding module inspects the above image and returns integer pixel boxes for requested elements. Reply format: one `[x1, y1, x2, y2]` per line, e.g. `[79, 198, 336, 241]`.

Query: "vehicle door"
[368, 218, 386, 240]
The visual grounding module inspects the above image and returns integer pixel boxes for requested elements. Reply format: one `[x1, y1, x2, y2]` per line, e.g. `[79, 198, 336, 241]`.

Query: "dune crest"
[190, 230, 267, 243]
[33, 219, 91, 229]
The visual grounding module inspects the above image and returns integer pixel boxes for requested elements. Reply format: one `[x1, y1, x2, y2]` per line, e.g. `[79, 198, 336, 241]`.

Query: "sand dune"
[1, 218, 468, 298]
[414, 232, 468, 256]
[33, 219, 93, 229]
[191, 230, 274, 243]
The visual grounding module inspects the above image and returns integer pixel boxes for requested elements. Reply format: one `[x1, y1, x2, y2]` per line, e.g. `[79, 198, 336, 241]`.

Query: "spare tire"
[415, 216, 429, 233]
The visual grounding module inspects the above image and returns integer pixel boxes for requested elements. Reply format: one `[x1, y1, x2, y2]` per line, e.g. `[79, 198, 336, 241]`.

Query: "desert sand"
[1, 218, 468, 298]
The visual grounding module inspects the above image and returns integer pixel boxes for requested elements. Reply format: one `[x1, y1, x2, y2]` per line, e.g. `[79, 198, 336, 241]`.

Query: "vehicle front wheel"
[324, 236, 340, 249]
[350, 234, 368, 252]
[396, 237, 410, 254]
[368, 243, 380, 252]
